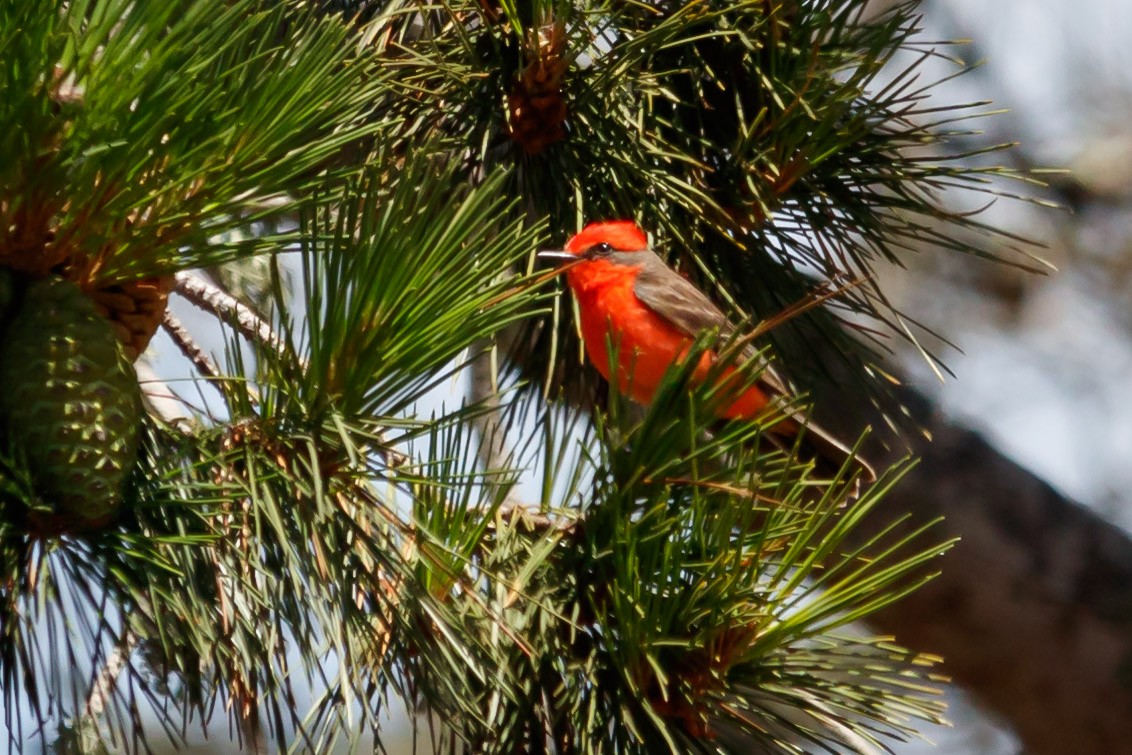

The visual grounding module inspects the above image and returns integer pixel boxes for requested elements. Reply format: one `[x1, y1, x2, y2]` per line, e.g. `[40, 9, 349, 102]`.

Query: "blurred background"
[18, 0, 1132, 752]
[881, 0, 1132, 751]
[896, 0, 1132, 525]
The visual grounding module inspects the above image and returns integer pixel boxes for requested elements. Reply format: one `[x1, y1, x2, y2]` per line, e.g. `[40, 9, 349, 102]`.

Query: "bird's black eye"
[588, 242, 614, 258]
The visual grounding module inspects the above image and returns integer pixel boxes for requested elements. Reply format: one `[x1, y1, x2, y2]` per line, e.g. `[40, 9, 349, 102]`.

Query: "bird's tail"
[766, 411, 876, 492]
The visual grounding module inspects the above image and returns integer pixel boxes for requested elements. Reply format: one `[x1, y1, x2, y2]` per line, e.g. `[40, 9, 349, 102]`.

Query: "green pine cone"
[0, 276, 142, 525]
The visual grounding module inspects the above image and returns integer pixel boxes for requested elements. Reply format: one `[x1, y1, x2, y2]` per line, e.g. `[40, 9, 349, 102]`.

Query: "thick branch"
[863, 411, 1132, 755]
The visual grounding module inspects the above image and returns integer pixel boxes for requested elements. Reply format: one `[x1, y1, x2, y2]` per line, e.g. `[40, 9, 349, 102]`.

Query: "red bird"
[540, 220, 873, 482]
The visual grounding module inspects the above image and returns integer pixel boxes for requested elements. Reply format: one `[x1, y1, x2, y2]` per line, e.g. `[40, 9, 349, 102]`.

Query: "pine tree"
[0, 1, 1039, 752]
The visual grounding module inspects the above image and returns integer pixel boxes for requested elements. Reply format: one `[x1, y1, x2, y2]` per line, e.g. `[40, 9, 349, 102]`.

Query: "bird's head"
[563, 220, 649, 256]
[538, 220, 649, 284]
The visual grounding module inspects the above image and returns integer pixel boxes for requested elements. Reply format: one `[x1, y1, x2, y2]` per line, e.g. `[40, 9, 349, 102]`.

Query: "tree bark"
[866, 410, 1132, 755]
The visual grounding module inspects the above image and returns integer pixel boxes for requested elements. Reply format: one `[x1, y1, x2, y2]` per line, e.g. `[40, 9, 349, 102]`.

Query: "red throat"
[564, 220, 648, 254]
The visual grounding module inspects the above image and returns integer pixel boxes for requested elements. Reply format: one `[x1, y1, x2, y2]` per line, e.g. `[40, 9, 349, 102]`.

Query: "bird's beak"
[537, 250, 576, 265]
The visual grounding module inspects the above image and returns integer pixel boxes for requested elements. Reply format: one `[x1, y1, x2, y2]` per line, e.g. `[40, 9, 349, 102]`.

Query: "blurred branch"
[468, 338, 523, 511]
[83, 631, 135, 722]
[837, 392, 1132, 755]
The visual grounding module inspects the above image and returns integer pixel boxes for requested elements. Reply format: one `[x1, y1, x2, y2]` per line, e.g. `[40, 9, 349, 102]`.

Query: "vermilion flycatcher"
[540, 220, 874, 482]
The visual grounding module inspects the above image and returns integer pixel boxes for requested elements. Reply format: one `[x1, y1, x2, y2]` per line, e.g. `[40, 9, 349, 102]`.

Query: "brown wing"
[626, 250, 789, 395]
[626, 249, 875, 483]
[624, 251, 733, 336]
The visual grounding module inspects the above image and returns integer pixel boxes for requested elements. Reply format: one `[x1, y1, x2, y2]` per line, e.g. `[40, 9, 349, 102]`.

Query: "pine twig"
[162, 309, 222, 381]
[495, 503, 579, 534]
[173, 272, 420, 474]
[173, 272, 293, 362]
[84, 631, 135, 721]
[60, 630, 137, 754]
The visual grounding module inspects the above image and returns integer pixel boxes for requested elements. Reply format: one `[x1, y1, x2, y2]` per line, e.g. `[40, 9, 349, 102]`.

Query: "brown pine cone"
[89, 275, 175, 360]
[506, 22, 569, 155]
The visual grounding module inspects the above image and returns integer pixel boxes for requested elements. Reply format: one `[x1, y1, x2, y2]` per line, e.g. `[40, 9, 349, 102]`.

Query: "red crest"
[564, 220, 648, 254]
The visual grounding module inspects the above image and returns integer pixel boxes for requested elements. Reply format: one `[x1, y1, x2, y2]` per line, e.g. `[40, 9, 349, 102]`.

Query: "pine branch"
[83, 632, 134, 724]
[174, 273, 293, 366]
[162, 309, 223, 383]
